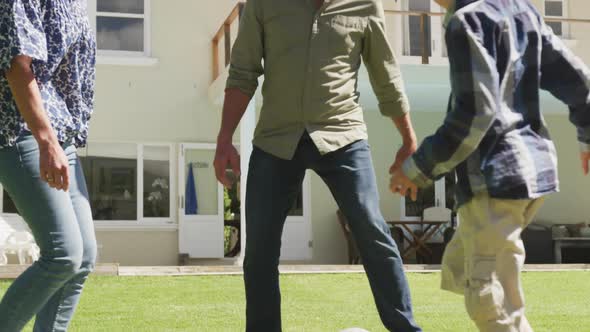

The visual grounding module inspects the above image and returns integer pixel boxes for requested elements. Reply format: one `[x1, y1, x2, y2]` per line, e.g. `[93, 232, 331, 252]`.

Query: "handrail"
[385, 10, 444, 16]
[211, 7, 590, 82]
[212, 2, 245, 83]
[384, 9, 590, 23]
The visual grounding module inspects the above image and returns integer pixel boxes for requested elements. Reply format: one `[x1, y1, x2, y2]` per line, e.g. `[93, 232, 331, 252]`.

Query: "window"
[401, 173, 456, 220]
[79, 142, 174, 225]
[400, 0, 446, 64]
[545, 0, 567, 37]
[80, 143, 138, 221]
[88, 0, 151, 57]
[404, 0, 432, 57]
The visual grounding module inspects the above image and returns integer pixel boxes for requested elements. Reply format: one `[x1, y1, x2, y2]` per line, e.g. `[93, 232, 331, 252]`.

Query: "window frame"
[544, 0, 569, 39]
[87, 0, 156, 65]
[78, 141, 176, 230]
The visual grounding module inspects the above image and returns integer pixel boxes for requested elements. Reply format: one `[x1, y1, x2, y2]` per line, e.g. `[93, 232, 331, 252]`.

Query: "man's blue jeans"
[244, 134, 421, 332]
[0, 134, 97, 332]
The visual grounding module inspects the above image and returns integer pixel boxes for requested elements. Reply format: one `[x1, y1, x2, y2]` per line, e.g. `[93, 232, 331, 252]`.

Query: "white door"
[402, 0, 446, 64]
[178, 143, 224, 258]
[280, 172, 312, 261]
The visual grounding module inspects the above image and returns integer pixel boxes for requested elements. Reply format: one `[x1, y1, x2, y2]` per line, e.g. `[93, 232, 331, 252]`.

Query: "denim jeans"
[0, 134, 97, 332]
[244, 133, 421, 332]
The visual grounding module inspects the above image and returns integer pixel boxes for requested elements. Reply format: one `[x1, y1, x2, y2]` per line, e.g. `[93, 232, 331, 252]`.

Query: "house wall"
[62, 0, 590, 265]
[310, 53, 590, 263]
[90, 0, 240, 265]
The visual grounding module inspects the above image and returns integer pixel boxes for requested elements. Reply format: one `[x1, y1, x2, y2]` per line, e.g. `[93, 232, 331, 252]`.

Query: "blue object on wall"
[185, 163, 198, 215]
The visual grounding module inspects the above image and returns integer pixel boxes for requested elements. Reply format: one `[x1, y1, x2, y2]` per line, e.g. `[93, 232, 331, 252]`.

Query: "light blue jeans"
[0, 134, 97, 332]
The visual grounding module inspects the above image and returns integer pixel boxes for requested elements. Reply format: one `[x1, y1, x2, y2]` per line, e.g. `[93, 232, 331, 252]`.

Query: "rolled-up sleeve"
[0, 0, 47, 75]
[225, 0, 264, 97]
[362, 3, 410, 118]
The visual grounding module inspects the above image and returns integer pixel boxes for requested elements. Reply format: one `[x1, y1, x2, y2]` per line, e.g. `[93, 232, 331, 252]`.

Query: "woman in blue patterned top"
[0, 0, 97, 330]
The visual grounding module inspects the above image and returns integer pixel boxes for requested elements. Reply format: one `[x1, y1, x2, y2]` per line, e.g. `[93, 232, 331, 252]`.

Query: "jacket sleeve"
[361, 2, 410, 118]
[539, 22, 590, 152]
[402, 16, 499, 187]
[225, 0, 264, 97]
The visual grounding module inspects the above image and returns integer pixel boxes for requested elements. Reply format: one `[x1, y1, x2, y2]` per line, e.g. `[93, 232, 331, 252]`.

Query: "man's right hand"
[214, 138, 241, 188]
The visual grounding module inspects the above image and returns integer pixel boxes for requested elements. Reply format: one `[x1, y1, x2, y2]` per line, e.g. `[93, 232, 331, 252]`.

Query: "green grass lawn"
[1, 271, 589, 332]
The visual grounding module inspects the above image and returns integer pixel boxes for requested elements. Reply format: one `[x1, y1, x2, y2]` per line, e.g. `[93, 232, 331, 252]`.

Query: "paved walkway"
[1, 264, 589, 278]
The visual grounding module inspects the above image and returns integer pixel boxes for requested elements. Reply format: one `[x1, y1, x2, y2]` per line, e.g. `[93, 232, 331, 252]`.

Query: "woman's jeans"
[0, 134, 97, 332]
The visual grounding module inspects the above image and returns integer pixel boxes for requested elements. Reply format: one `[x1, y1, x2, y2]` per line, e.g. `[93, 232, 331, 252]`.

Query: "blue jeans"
[0, 134, 97, 332]
[244, 134, 421, 332]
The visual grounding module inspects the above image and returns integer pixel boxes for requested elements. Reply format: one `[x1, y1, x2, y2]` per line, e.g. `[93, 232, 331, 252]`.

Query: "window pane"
[98, 0, 144, 14]
[547, 21, 563, 36]
[545, 1, 563, 16]
[409, 0, 430, 11]
[81, 143, 137, 221]
[143, 146, 170, 219]
[184, 150, 217, 216]
[405, 0, 431, 57]
[223, 170, 240, 221]
[2, 190, 18, 214]
[408, 15, 432, 57]
[288, 192, 304, 216]
[97, 17, 144, 52]
[405, 183, 435, 217]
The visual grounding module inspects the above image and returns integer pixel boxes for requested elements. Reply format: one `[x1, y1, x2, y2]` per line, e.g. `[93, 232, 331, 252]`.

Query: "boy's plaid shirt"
[403, 0, 590, 207]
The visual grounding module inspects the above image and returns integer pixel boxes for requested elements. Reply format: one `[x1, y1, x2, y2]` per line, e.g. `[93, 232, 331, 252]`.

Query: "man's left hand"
[390, 168, 418, 201]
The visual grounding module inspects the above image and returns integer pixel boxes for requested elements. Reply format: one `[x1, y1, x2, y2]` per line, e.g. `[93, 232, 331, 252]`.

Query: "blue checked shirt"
[402, 0, 590, 207]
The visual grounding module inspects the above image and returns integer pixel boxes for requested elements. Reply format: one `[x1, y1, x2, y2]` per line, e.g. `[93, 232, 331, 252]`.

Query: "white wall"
[91, 0, 241, 265]
[91, 0, 590, 265]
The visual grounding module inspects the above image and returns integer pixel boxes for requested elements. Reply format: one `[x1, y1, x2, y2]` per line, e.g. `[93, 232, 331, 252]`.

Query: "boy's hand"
[581, 151, 590, 175]
[389, 169, 418, 201]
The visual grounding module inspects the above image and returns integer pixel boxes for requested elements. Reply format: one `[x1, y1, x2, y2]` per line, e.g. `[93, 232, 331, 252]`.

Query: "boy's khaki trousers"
[441, 193, 545, 332]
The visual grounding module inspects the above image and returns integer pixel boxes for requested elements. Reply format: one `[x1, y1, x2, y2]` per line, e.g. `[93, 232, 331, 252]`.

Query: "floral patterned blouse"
[0, 0, 95, 148]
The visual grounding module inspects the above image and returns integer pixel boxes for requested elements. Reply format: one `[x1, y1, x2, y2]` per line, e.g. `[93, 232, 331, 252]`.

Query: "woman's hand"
[39, 139, 70, 191]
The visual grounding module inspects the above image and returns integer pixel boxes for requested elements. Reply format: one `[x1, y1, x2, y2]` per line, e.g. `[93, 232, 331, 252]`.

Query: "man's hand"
[581, 151, 590, 175]
[390, 113, 418, 173]
[389, 168, 418, 201]
[39, 139, 70, 191]
[214, 138, 241, 188]
[389, 142, 417, 174]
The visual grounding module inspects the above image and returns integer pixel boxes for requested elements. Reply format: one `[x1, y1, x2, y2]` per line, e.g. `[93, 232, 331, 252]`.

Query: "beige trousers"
[441, 193, 545, 332]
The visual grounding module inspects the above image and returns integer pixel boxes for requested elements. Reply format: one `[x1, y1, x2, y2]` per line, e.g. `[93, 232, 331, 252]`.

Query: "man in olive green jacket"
[214, 0, 422, 331]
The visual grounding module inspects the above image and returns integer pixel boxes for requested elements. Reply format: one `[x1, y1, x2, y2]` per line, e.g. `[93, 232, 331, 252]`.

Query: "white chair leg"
[0, 252, 7, 265]
[17, 250, 26, 265]
[27, 247, 39, 263]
